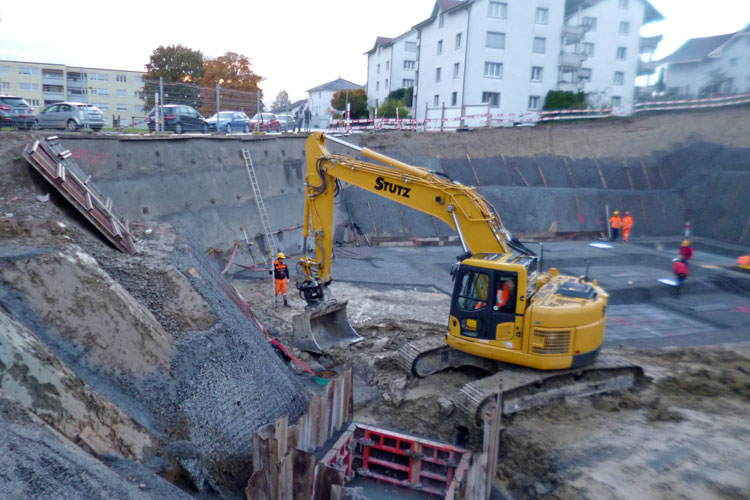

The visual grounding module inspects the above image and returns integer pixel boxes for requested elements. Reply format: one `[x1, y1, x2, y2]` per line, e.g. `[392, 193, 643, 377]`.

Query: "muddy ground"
[233, 274, 750, 500]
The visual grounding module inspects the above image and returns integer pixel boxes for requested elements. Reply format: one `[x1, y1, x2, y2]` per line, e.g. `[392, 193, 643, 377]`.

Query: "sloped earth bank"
[234, 277, 750, 500]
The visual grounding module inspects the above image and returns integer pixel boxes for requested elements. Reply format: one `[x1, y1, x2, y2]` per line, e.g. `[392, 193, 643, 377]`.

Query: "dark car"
[147, 105, 209, 134]
[249, 113, 280, 132]
[0, 95, 38, 129]
[207, 111, 251, 133]
[276, 114, 297, 132]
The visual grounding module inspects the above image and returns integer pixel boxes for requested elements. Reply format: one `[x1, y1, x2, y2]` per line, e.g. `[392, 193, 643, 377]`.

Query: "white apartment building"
[0, 60, 146, 126]
[306, 78, 363, 129]
[659, 27, 750, 98]
[366, 0, 663, 125]
[365, 31, 420, 109]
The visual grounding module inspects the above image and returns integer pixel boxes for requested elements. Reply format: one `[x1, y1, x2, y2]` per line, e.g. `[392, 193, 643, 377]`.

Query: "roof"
[564, 0, 664, 25]
[659, 33, 736, 64]
[365, 36, 395, 54]
[274, 99, 307, 113]
[306, 78, 363, 93]
[413, 0, 471, 29]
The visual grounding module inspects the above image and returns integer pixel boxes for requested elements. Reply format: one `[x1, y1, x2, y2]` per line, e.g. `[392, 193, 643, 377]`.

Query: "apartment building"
[365, 30, 420, 109]
[366, 0, 663, 124]
[0, 60, 146, 126]
[659, 27, 750, 98]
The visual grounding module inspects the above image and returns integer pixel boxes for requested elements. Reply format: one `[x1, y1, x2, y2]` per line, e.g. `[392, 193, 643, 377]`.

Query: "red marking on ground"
[71, 149, 111, 166]
[732, 306, 750, 314]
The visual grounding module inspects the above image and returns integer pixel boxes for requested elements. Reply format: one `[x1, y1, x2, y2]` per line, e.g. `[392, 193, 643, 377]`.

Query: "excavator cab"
[448, 253, 536, 355]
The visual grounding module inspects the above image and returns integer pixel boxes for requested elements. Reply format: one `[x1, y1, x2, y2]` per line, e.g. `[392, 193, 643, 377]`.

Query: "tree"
[387, 87, 414, 108]
[330, 88, 368, 118]
[542, 90, 586, 111]
[143, 45, 205, 111]
[271, 90, 291, 112]
[377, 98, 410, 119]
[202, 52, 262, 91]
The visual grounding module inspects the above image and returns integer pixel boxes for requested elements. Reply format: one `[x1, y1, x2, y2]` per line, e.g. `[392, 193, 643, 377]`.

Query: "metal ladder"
[242, 148, 277, 305]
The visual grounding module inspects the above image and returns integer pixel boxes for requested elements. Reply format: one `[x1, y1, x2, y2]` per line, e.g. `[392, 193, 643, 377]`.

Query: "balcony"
[559, 52, 587, 71]
[557, 81, 581, 92]
[42, 73, 65, 86]
[43, 91, 65, 101]
[561, 24, 586, 43]
[638, 59, 659, 76]
[640, 35, 663, 54]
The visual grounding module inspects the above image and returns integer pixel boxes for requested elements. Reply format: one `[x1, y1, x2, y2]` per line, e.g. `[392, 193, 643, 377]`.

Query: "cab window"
[457, 270, 489, 311]
[494, 273, 518, 311]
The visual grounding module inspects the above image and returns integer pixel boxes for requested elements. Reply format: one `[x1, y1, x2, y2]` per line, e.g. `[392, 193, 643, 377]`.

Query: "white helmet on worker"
[277, 252, 286, 259]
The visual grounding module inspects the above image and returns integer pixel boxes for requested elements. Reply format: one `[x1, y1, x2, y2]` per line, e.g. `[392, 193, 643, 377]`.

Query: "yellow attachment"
[613, 210, 620, 215]
[277, 252, 286, 259]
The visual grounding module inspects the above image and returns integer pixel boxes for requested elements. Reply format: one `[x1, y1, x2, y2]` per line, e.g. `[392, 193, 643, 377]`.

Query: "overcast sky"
[0, 1, 748, 103]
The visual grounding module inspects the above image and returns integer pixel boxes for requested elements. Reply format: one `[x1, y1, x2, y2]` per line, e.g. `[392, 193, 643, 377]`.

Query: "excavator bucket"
[292, 300, 363, 354]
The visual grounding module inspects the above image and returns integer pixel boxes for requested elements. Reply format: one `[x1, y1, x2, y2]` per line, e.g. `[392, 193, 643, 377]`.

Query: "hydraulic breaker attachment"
[292, 300, 363, 353]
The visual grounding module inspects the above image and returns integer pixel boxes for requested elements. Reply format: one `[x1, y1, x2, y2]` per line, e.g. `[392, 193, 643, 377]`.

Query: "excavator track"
[398, 337, 645, 426]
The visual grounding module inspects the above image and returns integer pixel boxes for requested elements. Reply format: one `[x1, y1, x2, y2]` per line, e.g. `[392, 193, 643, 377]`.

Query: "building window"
[437, 40, 443, 54]
[451, 92, 458, 106]
[531, 66, 543, 82]
[612, 96, 622, 107]
[533, 37, 546, 54]
[68, 88, 86, 96]
[439, 13, 445, 28]
[614, 72, 625, 85]
[28, 99, 39, 106]
[1, 82, 10, 90]
[135, 105, 145, 113]
[116, 75, 127, 82]
[117, 89, 127, 97]
[405, 41, 417, 52]
[403, 79, 414, 88]
[436, 67, 442, 82]
[617, 47, 627, 60]
[582, 17, 597, 32]
[578, 68, 592, 82]
[0, 65, 10, 74]
[535, 8, 549, 25]
[117, 104, 128, 112]
[482, 92, 500, 107]
[377, 64, 380, 74]
[404, 60, 416, 70]
[619, 0, 629, 8]
[95, 103, 109, 111]
[89, 72, 108, 81]
[528, 96, 541, 110]
[18, 67, 39, 75]
[376, 81, 380, 91]
[134, 91, 143, 99]
[456, 33, 462, 49]
[619, 22, 630, 35]
[385, 78, 389, 89]
[488, 2, 508, 19]
[486, 31, 506, 49]
[484, 62, 503, 78]
[91, 88, 109, 96]
[378, 47, 381, 56]
[583, 43, 595, 57]
[434, 94, 440, 106]
[19, 83, 40, 91]
[386, 61, 390, 71]
[453, 62, 460, 78]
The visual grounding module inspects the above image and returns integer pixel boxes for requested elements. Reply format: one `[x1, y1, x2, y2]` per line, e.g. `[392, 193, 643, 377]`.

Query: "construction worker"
[738, 254, 750, 269]
[273, 252, 290, 306]
[672, 257, 689, 297]
[622, 211, 633, 242]
[609, 211, 622, 242]
[496, 278, 515, 309]
[679, 240, 693, 260]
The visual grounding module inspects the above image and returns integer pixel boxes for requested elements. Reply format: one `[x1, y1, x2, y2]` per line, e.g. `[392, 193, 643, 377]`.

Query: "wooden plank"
[245, 470, 271, 500]
[278, 452, 293, 500]
[312, 463, 345, 500]
[275, 416, 289, 458]
[267, 437, 280, 500]
[292, 448, 316, 500]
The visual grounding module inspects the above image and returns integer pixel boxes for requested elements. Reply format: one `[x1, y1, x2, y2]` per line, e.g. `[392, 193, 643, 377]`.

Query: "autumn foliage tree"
[143, 45, 205, 110]
[201, 52, 263, 115]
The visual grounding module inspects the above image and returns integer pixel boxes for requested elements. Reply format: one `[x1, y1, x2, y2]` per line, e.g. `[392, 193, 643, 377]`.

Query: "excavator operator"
[496, 278, 516, 309]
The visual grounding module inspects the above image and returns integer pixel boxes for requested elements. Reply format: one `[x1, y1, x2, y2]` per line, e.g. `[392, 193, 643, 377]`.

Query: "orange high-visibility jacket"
[273, 259, 289, 280]
[497, 281, 513, 307]
[610, 215, 622, 229]
[622, 216, 633, 229]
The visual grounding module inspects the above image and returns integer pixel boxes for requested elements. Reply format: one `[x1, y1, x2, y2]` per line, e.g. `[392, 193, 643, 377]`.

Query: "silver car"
[37, 102, 106, 131]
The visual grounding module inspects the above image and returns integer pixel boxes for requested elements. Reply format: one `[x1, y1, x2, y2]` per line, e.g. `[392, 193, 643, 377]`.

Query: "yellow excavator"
[294, 133, 642, 422]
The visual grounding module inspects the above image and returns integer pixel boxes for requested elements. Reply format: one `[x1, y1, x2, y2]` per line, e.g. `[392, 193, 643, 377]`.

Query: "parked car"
[276, 114, 297, 132]
[147, 104, 209, 134]
[207, 111, 251, 133]
[249, 113, 280, 132]
[36, 102, 106, 131]
[0, 95, 38, 129]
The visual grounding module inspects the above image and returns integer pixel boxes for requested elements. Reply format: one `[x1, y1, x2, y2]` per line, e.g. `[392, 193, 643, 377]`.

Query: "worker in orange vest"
[738, 254, 750, 270]
[679, 240, 693, 260]
[622, 211, 634, 242]
[672, 257, 689, 297]
[609, 210, 622, 241]
[496, 279, 515, 308]
[273, 252, 290, 306]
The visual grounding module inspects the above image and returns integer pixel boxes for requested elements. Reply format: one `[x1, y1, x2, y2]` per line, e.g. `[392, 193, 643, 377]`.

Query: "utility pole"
[216, 83, 220, 119]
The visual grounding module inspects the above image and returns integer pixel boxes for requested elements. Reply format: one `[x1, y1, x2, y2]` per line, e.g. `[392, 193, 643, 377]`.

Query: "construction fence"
[328, 92, 750, 133]
[121, 79, 260, 130]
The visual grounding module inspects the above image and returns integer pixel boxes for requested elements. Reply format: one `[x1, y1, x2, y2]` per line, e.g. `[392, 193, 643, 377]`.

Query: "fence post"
[440, 102, 445, 132]
[424, 101, 428, 131]
[216, 84, 220, 121]
[487, 104, 491, 128]
[461, 104, 465, 129]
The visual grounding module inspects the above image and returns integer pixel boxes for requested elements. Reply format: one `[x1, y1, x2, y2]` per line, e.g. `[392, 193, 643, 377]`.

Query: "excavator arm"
[300, 132, 518, 290]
